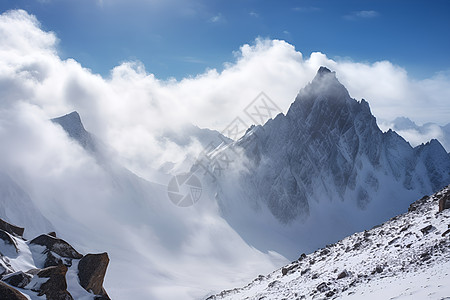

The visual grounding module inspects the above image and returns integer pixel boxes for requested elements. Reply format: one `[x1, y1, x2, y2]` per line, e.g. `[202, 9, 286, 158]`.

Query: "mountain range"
[0, 67, 449, 299]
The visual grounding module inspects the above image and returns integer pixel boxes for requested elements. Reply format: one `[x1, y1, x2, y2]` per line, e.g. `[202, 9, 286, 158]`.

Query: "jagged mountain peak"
[287, 67, 352, 120]
[51, 111, 86, 138]
[317, 66, 333, 75]
[51, 111, 97, 152]
[206, 67, 450, 258]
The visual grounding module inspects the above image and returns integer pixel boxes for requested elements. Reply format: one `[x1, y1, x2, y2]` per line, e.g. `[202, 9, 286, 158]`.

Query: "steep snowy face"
[208, 67, 450, 257]
[0, 172, 53, 239]
[51, 111, 97, 153]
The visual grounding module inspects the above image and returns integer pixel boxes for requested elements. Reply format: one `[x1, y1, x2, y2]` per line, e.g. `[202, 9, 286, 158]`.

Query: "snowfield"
[208, 186, 450, 300]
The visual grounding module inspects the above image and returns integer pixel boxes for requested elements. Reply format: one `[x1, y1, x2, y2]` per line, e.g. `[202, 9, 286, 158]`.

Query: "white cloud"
[209, 13, 225, 23]
[345, 10, 379, 20]
[0, 9, 449, 179]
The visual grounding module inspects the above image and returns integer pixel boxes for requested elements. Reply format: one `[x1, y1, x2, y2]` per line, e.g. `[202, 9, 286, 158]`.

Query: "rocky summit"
[0, 218, 110, 300]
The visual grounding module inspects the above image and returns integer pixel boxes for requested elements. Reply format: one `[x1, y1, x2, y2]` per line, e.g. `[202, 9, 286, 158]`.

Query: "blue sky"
[1, 0, 449, 80]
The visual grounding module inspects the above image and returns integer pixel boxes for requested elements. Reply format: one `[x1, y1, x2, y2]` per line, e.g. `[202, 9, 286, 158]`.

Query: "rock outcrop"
[78, 253, 110, 299]
[33, 265, 73, 300]
[0, 281, 28, 300]
[438, 189, 450, 212]
[30, 234, 83, 268]
[2, 271, 32, 288]
[0, 218, 111, 299]
[0, 218, 24, 237]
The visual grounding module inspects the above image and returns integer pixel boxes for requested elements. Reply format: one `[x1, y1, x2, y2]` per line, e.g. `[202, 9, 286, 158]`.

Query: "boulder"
[78, 253, 110, 298]
[439, 193, 450, 212]
[0, 281, 28, 300]
[2, 271, 32, 288]
[337, 270, 348, 279]
[0, 229, 19, 253]
[0, 218, 24, 237]
[33, 264, 73, 300]
[30, 234, 82, 267]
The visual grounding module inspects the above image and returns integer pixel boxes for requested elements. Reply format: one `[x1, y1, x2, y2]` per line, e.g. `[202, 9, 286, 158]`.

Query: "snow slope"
[208, 185, 450, 300]
[0, 172, 53, 239]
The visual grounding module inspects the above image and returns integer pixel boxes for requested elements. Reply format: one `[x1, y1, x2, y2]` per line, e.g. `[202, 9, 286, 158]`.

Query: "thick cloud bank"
[1, 9, 449, 178]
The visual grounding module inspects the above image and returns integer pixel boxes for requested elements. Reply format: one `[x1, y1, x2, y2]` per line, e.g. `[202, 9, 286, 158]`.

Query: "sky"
[0, 0, 449, 80]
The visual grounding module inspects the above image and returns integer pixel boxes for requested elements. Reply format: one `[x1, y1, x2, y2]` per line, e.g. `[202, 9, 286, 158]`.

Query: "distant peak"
[53, 111, 82, 123]
[312, 66, 337, 83]
[51, 111, 87, 139]
[317, 66, 332, 75]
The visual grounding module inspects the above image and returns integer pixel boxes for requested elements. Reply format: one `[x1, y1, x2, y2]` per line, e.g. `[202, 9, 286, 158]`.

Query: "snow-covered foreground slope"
[203, 67, 450, 258]
[208, 185, 450, 300]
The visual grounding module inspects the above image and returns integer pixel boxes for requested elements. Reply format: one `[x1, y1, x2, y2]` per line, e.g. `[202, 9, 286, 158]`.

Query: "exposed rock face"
[30, 234, 83, 267]
[2, 271, 32, 288]
[78, 253, 110, 299]
[0, 281, 28, 300]
[0, 218, 24, 237]
[51, 111, 97, 153]
[34, 265, 73, 300]
[438, 189, 450, 212]
[0, 229, 19, 252]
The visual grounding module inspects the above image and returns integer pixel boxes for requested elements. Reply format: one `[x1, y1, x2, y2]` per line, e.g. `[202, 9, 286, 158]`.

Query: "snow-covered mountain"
[207, 185, 450, 300]
[201, 67, 450, 258]
[52, 112, 98, 154]
[383, 116, 450, 152]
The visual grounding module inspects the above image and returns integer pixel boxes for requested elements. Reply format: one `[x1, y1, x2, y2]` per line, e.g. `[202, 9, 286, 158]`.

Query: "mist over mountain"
[381, 116, 450, 152]
[202, 67, 450, 258]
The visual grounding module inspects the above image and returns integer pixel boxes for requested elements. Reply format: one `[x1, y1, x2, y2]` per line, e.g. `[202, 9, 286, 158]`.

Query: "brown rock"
[34, 265, 73, 300]
[30, 234, 83, 266]
[78, 253, 110, 298]
[439, 193, 450, 212]
[2, 271, 32, 288]
[0, 281, 28, 300]
[0, 218, 24, 237]
[0, 229, 19, 253]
